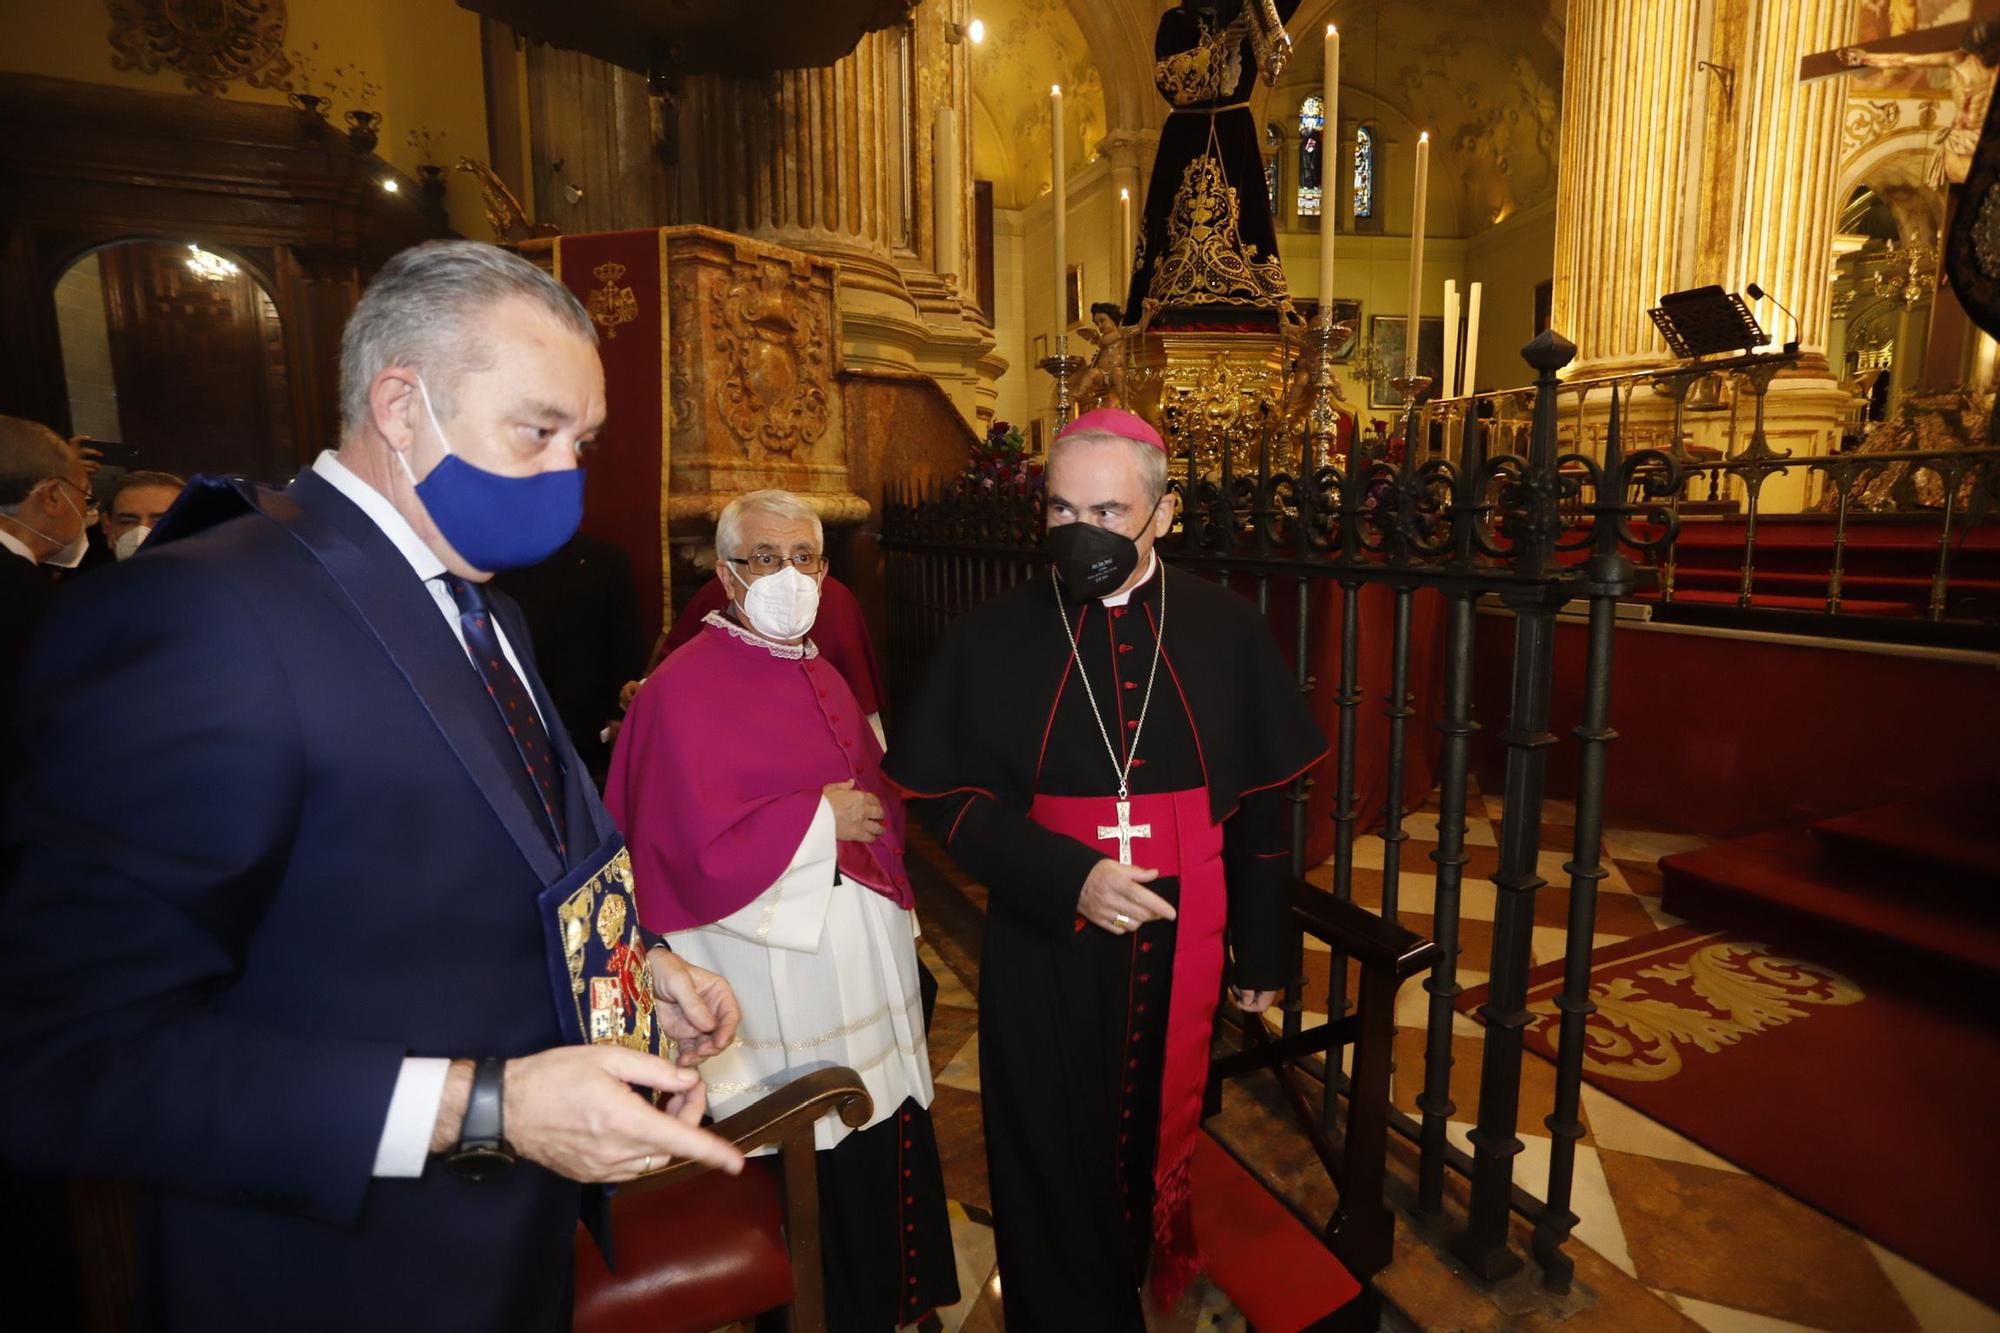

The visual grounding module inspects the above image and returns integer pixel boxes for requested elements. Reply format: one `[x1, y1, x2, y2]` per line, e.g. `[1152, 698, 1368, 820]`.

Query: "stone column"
[1722, 0, 1857, 376]
[1549, 0, 1706, 379]
[670, 7, 991, 392]
[1717, 0, 1858, 509]
[519, 0, 994, 422]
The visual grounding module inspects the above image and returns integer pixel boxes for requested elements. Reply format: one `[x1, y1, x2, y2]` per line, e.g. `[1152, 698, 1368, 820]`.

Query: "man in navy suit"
[0, 241, 745, 1330]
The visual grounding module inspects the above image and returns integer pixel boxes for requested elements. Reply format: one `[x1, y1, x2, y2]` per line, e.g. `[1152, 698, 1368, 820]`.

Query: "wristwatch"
[445, 1057, 517, 1183]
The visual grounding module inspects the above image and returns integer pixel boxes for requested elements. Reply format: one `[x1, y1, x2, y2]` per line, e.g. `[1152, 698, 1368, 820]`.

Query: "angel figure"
[1075, 301, 1133, 410]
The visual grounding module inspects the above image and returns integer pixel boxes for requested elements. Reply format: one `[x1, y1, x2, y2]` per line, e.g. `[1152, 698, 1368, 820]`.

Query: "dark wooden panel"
[0, 73, 451, 466]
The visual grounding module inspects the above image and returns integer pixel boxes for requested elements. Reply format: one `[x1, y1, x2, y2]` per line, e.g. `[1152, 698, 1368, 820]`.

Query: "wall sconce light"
[947, 18, 985, 44]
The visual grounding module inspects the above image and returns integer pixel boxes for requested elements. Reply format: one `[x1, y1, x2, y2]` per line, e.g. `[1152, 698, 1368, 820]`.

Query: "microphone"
[1744, 282, 1801, 354]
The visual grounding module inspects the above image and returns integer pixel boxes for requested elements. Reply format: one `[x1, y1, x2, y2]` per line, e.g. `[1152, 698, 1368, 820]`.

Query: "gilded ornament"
[1841, 99, 1902, 156]
[1154, 16, 1243, 107]
[586, 262, 639, 340]
[1145, 156, 1291, 313]
[1525, 938, 1862, 1083]
[557, 848, 658, 1054]
[105, 0, 294, 97]
[1975, 182, 2000, 278]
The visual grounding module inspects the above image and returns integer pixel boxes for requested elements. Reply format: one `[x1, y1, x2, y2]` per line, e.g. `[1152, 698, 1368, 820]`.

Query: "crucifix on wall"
[1803, 4, 2000, 390]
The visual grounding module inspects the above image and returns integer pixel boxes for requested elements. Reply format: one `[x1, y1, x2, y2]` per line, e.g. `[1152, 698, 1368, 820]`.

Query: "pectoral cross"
[1098, 799, 1153, 866]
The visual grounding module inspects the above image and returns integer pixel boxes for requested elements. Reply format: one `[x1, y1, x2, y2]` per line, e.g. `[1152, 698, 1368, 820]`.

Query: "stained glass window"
[1296, 95, 1324, 218]
[1265, 122, 1282, 215]
[1353, 123, 1376, 220]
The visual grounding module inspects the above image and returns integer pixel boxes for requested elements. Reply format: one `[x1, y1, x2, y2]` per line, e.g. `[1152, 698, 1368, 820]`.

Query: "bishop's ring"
[1113, 912, 1133, 930]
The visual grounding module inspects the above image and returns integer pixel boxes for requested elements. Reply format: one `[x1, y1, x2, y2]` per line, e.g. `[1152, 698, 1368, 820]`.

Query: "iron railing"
[878, 331, 1995, 1292]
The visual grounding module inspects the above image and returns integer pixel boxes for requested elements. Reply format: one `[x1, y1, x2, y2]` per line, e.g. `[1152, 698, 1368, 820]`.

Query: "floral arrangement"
[950, 419, 1043, 498]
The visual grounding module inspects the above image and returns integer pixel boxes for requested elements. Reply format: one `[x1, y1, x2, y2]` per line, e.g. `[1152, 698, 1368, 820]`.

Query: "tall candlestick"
[1442, 279, 1460, 399]
[1463, 280, 1483, 398]
[1119, 187, 1132, 299]
[1317, 24, 1339, 316]
[1051, 85, 1067, 334]
[1404, 131, 1429, 378]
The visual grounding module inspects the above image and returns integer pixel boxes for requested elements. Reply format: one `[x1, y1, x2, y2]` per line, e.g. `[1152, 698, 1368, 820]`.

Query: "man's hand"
[618, 678, 645, 712]
[1230, 987, 1280, 1015]
[498, 1045, 744, 1182]
[824, 780, 884, 843]
[72, 437, 101, 474]
[648, 947, 740, 1067]
[1077, 858, 1176, 934]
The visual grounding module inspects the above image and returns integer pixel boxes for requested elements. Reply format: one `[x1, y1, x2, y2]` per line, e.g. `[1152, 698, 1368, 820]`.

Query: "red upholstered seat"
[573, 1161, 793, 1333]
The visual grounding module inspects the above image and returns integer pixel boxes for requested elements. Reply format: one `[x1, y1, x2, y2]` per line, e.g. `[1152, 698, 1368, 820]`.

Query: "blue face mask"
[404, 376, 585, 572]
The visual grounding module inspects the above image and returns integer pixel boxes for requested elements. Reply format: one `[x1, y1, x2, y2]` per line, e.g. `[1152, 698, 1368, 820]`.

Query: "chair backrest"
[572, 1066, 874, 1333]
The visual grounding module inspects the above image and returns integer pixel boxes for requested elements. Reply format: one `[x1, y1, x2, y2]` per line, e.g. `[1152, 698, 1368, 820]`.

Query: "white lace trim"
[702, 610, 820, 660]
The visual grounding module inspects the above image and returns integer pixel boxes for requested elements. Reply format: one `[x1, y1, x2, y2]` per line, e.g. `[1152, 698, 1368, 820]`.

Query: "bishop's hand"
[825, 780, 885, 843]
[1078, 857, 1177, 934]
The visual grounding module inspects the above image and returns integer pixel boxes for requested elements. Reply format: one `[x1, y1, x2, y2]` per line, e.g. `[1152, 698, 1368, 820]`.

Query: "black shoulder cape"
[885, 563, 1326, 824]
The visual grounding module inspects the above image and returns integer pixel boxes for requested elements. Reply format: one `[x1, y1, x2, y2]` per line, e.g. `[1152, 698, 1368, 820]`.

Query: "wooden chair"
[572, 1066, 873, 1333]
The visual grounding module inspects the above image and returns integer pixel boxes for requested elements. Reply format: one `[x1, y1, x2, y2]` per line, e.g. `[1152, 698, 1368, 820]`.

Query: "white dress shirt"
[0, 526, 38, 564]
[309, 452, 543, 1178]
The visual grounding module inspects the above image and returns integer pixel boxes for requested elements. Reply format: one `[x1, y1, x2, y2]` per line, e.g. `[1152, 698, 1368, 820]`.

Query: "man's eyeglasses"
[56, 478, 98, 518]
[726, 551, 826, 575]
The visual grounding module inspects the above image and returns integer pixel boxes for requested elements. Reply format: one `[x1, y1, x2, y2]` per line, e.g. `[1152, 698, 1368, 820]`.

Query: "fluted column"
[670, 7, 990, 385]
[1723, 0, 1857, 375]
[520, 0, 991, 413]
[1550, 0, 1706, 377]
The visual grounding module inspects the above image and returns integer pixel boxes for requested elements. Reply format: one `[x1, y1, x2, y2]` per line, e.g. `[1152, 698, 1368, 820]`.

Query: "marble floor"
[907, 784, 1999, 1333]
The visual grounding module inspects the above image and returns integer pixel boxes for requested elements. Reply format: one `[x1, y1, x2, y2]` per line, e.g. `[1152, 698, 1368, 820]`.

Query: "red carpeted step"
[1659, 829, 2000, 996]
[1192, 1133, 1362, 1332]
[1814, 800, 2000, 902]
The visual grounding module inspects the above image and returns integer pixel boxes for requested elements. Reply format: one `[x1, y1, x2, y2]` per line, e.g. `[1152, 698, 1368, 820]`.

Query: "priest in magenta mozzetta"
[884, 409, 1327, 1330]
[604, 489, 957, 1332]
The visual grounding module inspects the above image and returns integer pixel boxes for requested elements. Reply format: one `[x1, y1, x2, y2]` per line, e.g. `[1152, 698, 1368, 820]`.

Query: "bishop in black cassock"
[885, 409, 1325, 1330]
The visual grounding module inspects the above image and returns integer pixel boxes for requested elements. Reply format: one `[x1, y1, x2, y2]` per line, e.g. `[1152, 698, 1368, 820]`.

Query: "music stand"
[1647, 286, 1769, 359]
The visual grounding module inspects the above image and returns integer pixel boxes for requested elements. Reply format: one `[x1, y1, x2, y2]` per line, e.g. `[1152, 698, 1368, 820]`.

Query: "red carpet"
[1192, 1132, 1361, 1331]
[1456, 927, 2000, 1307]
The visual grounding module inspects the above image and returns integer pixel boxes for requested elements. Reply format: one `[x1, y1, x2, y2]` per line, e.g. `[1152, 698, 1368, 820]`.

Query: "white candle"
[1317, 24, 1339, 316]
[1119, 187, 1132, 300]
[1051, 85, 1067, 336]
[934, 111, 960, 279]
[1442, 280, 1460, 399]
[1463, 281, 1483, 398]
[1404, 131, 1429, 380]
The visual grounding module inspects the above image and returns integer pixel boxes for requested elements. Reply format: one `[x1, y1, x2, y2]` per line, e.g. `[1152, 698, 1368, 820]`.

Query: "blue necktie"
[442, 574, 568, 859]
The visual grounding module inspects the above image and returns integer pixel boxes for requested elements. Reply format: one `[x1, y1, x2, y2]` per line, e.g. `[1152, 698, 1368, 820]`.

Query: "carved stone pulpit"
[520, 226, 865, 645]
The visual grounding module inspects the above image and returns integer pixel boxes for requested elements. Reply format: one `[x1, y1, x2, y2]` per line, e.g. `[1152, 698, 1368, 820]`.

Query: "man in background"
[99, 469, 186, 561]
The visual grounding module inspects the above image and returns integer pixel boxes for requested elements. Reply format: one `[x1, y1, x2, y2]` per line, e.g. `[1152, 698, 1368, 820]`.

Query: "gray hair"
[715, 489, 824, 563]
[338, 240, 596, 437]
[1048, 427, 1170, 506]
[0, 416, 77, 509]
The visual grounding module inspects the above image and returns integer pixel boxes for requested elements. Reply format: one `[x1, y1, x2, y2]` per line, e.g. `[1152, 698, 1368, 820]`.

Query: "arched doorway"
[54, 239, 296, 484]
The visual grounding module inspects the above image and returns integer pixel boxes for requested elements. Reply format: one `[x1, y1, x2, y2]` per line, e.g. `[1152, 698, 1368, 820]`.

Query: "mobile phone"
[86, 440, 142, 468]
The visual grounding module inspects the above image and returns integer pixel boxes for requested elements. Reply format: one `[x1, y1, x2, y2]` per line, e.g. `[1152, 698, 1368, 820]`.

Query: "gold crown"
[593, 261, 628, 284]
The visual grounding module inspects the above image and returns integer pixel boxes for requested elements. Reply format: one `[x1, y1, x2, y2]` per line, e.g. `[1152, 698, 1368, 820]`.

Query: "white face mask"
[114, 524, 152, 560]
[23, 483, 90, 569]
[726, 561, 821, 641]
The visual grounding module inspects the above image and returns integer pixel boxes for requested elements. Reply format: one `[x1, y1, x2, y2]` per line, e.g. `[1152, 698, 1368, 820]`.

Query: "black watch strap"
[446, 1057, 516, 1182]
[461, 1057, 506, 1149]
